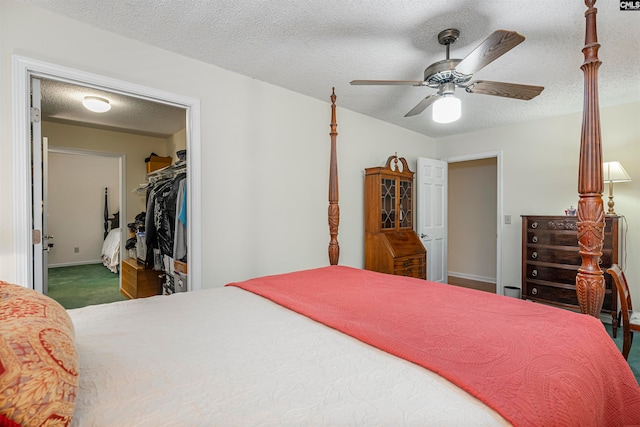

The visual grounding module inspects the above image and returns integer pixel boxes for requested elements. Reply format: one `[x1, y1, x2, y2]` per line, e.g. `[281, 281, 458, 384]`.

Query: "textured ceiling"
[23, 0, 640, 139]
[40, 79, 186, 138]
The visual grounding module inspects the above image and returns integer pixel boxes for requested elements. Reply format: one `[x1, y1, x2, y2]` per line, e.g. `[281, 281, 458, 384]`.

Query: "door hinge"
[30, 107, 41, 123]
[32, 229, 41, 244]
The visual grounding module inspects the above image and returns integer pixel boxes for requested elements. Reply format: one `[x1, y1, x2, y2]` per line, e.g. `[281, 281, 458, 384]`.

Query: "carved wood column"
[328, 88, 340, 265]
[576, 0, 605, 317]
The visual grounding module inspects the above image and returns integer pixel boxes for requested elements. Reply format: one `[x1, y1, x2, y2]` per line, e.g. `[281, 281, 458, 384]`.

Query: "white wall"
[47, 151, 119, 266]
[43, 121, 171, 225]
[168, 128, 187, 163]
[437, 101, 640, 303]
[0, 1, 436, 288]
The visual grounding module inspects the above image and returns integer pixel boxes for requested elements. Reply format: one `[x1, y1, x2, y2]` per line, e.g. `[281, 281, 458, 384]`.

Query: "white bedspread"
[68, 287, 509, 426]
[101, 228, 120, 273]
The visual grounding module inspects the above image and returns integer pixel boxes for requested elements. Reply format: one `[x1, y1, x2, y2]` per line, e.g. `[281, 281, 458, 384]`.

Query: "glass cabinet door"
[399, 179, 412, 229]
[381, 178, 396, 229]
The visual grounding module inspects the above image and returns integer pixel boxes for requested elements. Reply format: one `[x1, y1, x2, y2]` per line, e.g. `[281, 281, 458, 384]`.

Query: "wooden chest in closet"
[521, 215, 621, 334]
[121, 258, 162, 299]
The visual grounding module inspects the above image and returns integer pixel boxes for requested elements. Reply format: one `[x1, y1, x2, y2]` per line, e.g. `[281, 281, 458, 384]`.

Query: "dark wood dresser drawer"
[525, 264, 578, 285]
[524, 230, 577, 246]
[525, 248, 612, 267]
[525, 280, 613, 312]
[524, 246, 581, 264]
[525, 281, 579, 306]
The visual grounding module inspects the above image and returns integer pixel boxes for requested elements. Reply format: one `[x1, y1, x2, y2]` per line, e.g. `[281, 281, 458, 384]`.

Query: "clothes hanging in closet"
[173, 180, 187, 261]
[144, 172, 187, 267]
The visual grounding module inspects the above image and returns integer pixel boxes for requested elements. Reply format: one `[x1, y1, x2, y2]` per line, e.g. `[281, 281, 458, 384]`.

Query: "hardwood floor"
[447, 276, 496, 294]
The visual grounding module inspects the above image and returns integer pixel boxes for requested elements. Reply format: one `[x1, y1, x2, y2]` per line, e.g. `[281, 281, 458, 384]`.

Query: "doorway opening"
[46, 147, 126, 308]
[11, 55, 202, 295]
[446, 152, 502, 295]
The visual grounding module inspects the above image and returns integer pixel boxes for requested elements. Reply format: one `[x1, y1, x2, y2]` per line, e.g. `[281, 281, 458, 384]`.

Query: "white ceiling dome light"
[432, 95, 461, 123]
[82, 96, 111, 113]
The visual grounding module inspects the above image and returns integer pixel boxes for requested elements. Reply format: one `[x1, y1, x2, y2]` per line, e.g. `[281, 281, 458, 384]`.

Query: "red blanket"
[228, 265, 640, 426]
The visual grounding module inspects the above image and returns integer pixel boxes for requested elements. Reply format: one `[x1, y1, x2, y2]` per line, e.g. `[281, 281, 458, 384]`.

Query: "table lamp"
[603, 161, 631, 215]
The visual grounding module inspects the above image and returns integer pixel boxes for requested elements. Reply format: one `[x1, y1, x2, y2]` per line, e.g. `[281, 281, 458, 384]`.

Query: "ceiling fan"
[350, 29, 544, 122]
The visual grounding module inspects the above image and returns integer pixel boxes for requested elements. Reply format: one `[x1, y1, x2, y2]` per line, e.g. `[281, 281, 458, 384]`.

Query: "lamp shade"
[603, 161, 631, 183]
[82, 96, 111, 113]
[432, 95, 461, 123]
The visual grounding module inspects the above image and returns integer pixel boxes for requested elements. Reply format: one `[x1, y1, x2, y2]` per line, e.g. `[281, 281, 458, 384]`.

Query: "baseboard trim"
[448, 271, 496, 285]
[48, 260, 102, 269]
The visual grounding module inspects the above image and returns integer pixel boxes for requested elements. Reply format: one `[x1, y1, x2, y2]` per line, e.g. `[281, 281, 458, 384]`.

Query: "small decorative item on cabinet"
[521, 215, 621, 336]
[365, 155, 426, 279]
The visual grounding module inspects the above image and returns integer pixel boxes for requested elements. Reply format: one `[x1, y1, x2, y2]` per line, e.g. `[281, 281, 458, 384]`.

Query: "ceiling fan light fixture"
[82, 96, 111, 113]
[432, 95, 461, 123]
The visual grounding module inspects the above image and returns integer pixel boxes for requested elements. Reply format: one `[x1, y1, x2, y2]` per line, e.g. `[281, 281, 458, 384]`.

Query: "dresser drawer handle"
[531, 287, 538, 295]
[532, 269, 538, 277]
[531, 251, 538, 259]
[531, 222, 538, 229]
[532, 235, 538, 243]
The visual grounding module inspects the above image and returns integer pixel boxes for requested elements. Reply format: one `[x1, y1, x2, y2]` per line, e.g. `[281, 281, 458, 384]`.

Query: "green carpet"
[47, 263, 126, 309]
[605, 323, 640, 385]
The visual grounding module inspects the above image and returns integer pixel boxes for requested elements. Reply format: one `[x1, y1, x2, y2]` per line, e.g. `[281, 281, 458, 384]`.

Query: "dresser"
[365, 155, 426, 279]
[121, 257, 162, 299]
[521, 215, 621, 335]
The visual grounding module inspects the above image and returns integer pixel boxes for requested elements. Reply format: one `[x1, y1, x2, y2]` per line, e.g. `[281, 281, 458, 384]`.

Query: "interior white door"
[42, 136, 50, 294]
[417, 157, 448, 283]
[31, 77, 46, 294]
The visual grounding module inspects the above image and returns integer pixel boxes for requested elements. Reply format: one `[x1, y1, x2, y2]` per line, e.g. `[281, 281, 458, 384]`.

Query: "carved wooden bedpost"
[328, 88, 340, 265]
[576, 0, 605, 318]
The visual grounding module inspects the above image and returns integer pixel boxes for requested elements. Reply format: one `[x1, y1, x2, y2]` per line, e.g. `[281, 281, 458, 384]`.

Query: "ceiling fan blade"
[404, 94, 440, 117]
[455, 30, 525, 76]
[350, 80, 425, 86]
[465, 80, 544, 100]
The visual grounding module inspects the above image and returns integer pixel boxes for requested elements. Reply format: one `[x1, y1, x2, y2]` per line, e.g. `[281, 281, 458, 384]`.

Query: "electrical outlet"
[74, 247, 80, 253]
[504, 215, 512, 225]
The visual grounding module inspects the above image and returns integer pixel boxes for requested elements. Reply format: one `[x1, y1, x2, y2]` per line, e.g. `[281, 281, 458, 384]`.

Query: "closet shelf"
[147, 160, 186, 182]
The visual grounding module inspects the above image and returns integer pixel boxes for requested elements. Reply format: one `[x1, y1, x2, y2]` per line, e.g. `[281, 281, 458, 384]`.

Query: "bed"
[1, 1, 640, 426]
[101, 227, 120, 273]
[63, 265, 639, 426]
[2, 265, 640, 426]
[101, 187, 120, 273]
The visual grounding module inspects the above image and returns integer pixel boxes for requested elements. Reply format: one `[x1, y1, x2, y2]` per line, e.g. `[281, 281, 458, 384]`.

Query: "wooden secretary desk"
[365, 155, 426, 279]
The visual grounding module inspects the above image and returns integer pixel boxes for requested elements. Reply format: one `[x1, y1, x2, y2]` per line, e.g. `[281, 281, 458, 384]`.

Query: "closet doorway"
[39, 78, 187, 307]
[12, 55, 202, 298]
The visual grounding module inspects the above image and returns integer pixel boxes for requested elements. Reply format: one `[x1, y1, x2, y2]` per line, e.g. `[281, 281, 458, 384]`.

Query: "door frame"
[11, 55, 202, 292]
[444, 150, 503, 295]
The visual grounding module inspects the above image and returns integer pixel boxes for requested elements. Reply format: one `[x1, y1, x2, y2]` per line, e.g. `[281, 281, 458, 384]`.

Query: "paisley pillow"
[0, 281, 78, 426]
